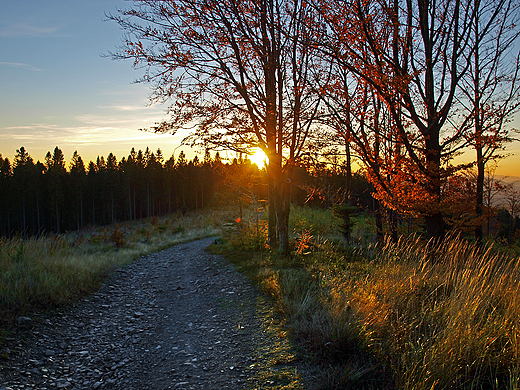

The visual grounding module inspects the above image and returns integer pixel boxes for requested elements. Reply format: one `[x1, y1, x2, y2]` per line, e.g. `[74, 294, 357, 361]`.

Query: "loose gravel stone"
[0, 238, 308, 389]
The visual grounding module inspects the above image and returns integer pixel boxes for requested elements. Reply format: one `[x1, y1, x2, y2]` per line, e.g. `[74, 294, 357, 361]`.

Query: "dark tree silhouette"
[107, 0, 323, 254]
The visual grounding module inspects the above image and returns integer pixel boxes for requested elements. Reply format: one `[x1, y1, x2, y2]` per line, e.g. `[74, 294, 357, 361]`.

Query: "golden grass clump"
[347, 236, 520, 389]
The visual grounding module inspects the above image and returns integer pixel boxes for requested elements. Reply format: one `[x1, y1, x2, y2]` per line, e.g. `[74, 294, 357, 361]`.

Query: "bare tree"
[108, 0, 322, 254]
[458, 0, 520, 242]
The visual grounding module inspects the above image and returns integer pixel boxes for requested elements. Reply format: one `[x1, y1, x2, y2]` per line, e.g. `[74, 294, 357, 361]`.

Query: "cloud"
[74, 112, 167, 128]
[0, 62, 42, 72]
[0, 124, 68, 142]
[0, 122, 175, 147]
[0, 23, 59, 37]
[0, 120, 189, 163]
[103, 105, 152, 111]
[1, 123, 59, 131]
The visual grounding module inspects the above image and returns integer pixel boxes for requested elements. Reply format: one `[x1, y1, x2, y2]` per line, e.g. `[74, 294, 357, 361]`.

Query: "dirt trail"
[0, 238, 309, 389]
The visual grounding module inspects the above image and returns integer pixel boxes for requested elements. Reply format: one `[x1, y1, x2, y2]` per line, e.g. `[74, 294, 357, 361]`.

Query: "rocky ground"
[0, 238, 311, 389]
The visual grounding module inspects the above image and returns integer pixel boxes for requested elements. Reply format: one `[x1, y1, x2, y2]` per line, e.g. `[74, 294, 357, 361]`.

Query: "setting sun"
[249, 148, 268, 167]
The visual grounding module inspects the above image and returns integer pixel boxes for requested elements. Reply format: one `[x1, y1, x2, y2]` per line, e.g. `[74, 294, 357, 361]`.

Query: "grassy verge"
[0, 208, 234, 327]
[212, 206, 520, 389]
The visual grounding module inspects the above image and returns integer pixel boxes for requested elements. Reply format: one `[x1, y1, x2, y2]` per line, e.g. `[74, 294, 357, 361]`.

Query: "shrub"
[225, 219, 268, 251]
[109, 224, 126, 248]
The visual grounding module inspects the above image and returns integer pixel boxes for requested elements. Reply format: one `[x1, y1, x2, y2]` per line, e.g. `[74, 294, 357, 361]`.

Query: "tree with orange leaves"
[315, 0, 513, 239]
[108, 0, 323, 254]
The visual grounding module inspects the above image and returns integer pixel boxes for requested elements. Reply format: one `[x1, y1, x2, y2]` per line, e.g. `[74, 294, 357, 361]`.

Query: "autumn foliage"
[105, 0, 520, 244]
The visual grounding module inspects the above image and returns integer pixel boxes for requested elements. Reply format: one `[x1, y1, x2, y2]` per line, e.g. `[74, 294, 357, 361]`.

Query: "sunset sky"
[0, 0, 187, 166]
[1, 0, 520, 176]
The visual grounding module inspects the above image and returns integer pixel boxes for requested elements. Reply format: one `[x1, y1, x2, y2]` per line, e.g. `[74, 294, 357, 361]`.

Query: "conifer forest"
[0, 145, 375, 238]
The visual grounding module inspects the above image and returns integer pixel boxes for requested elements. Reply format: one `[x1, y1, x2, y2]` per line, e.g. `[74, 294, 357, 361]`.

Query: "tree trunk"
[267, 165, 277, 250]
[270, 151, 290, 255]
[133, 187, 136, 221]
[424, 129, 444, 239]
[474, 26, 484, 244]
[475, 156, 484, 243]
[345, 138, 352, 206]
[389, 209, 398, 243]
[36, 187, 41, 234]
[80, 190, 83, 230]
[261, 0, 284, 252]
[147, 183, 150, 218]
[128, 189, 132, 220]
[56, 199, 60, 234]
[22, 195, 26, 237]
[111, 190, 115, 224]
[276, 164, 292, 255]
[374, 198, 384, 243]
[77, 193, 80, 232]
[7, 205, 11, 237]
[277, 205, 290, 254]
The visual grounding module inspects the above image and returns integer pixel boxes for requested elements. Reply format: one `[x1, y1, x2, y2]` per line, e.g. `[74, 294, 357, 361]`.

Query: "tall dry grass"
[218, 207, 520, 389]
[347, 236, 520, 389]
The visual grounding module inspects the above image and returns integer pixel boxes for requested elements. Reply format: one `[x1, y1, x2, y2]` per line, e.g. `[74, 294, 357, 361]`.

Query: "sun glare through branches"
[248, 148, 268, 167]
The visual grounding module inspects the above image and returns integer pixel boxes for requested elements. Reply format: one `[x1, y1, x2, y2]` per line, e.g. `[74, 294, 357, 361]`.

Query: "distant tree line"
[1, 145, 517, 243]
[0, 145, 379, 238]
[0, 146, 232, 237]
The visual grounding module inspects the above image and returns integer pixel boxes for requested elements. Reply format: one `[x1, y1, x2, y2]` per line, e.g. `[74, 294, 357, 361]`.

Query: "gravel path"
[0, 238, 309, 389]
